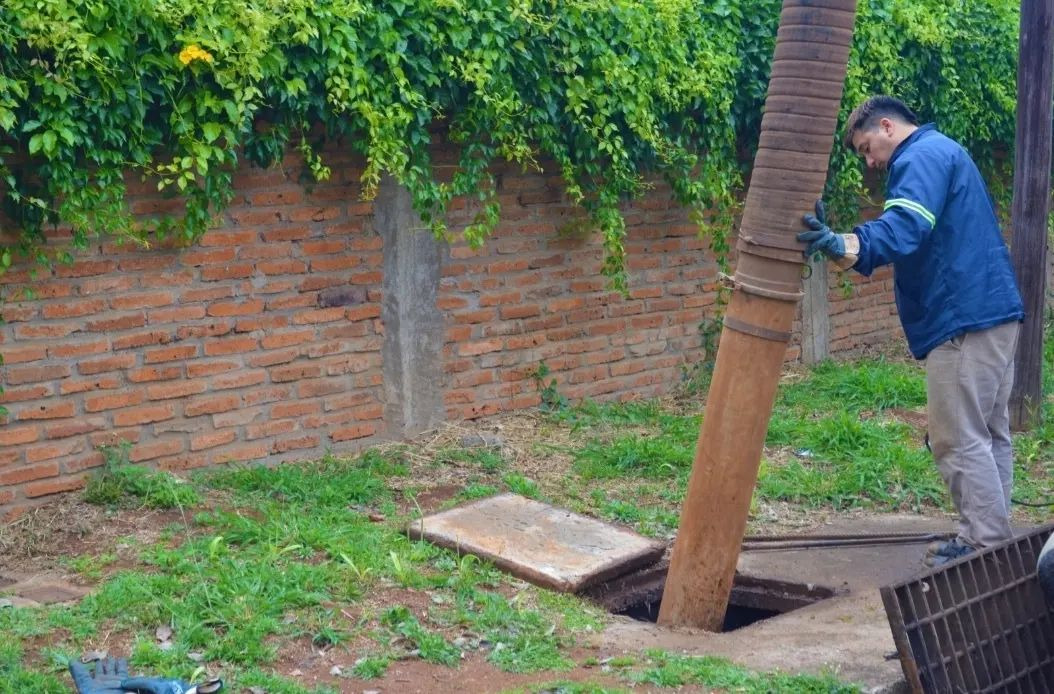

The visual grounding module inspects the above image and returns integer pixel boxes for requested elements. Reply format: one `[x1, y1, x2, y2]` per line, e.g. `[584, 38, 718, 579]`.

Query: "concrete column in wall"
[800, 256, 829, 363]
[378, 175, 447, 438]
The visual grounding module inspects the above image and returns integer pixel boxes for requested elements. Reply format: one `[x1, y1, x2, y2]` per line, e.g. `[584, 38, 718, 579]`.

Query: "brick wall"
[0, 148, 903, 517]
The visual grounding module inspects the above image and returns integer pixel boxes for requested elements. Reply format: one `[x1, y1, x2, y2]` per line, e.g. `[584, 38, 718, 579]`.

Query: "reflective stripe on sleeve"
[884, 198, 936, 228]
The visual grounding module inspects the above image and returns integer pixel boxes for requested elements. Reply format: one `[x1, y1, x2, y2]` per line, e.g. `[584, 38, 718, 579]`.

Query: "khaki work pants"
[926, 320, 1020, 549]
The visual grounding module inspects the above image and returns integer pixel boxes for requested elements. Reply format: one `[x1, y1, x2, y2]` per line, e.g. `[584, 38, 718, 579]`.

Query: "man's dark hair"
[843, 96, 920, 148]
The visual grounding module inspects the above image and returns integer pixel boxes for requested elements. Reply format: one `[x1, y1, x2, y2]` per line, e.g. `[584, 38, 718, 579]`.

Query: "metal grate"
[881, 524, 1054, 693]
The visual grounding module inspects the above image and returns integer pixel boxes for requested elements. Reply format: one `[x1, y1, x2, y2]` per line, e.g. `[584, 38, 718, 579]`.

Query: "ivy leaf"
[202, 122, 222, 143]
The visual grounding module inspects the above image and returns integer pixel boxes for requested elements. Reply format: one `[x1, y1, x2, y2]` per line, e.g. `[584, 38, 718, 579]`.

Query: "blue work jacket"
[851, 124, 1024, 359]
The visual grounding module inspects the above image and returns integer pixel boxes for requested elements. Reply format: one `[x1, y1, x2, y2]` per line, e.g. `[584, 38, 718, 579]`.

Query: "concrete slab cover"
[409, 493, 666, 592]
[737, 514, 956, 592]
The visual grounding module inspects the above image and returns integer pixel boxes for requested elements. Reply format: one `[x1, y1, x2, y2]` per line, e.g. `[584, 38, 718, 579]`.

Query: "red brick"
[181, 285, 234, 302]
[302, 239, 344, 255]
[144, 345, 198, 364]
[0, 462, 59, 485]
[113, 405, 175, 426]
[78, 354, 136, 375]
[25, 438, 86, 463]
[0, 449, 21, 468]
[246, 419, 297, 440]
[190, 429, 237, 451]
[1, 344, 48, 364]
[501, 304, 542, 320]
[258, 259, 307, 275]
[199, 229, 259, 246]
[18, 401, 76, 420]
[0, 425, 39, 446]
[127, 366, 182, 382]
[210, 442, 271, 465]
[203, 336, 259, 356]
[147, 380, 208, 400]
[271, 363, 323, 382]
[261, 226, 311, 242]
[234, 315, 288, 333]
[246, 348, 299, 367]
[130, 439, 185, 462]
[112, 330, 174, 350]
[322, 392, 376, 412]
[288, 206, 340, 223]
[201, 263, 253, 281]
[267, 294, 315, 310]
[60, 376, 121, 395]
[271, 401, 321, 418]
[187, 360, 239, 378]
[346, 305, 380, 321]
[85, 312, 147, 332]
[207, 299, 266, 317]
[323, 354, 376, 375]
[331, 423, 377, 442]
[24, 475, 86, 498]
[150, 306, 208, 323]
[180, 248, 237, 266]
[45, 418, 107, 439]
[479, 291, 522, 307]
[297, 379, 344, 398]
[292, 307, 346, 325]
[459, 339, 503, 356]
[55, 259, 117, 277]
[212, 371, 267, 390]
[111, 292, 175, 310]
[350, 270, 382, 285]
[352, 403, 384, 420]
[261, 330, 315, 349]
[273, 434, 319, 453]
[48, 339, 111, 358]
[309, 256, 361, 272]
[5, 364, 72, 385]
[64, 452, 105, 473]
[455, 309, 497, 324]
[177, 321, 233, 340]
[229, 205, 292, 226]
[183, 393, 240, 419]
[85, 390, 146, 412]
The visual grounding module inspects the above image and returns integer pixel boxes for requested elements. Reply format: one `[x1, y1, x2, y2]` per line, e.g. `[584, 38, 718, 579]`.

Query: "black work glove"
[121, 676, 223, 694]
[796, 199, 859, 270]
[119, 676, 195, 694]
[69, 657, 130, 694]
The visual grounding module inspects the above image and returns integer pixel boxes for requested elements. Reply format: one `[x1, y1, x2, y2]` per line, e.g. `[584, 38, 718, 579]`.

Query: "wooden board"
[408, 493, 666, 592]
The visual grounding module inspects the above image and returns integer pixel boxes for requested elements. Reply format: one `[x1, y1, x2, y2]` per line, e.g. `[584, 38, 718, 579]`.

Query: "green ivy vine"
[0, 0, 1021, 288]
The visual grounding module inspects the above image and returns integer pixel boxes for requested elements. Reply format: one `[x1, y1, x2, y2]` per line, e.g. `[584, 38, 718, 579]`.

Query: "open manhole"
[582, 558, 838, 632]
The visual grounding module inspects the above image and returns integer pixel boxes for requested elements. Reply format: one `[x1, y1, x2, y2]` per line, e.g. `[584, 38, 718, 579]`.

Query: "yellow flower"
[178, 44, 214, 66]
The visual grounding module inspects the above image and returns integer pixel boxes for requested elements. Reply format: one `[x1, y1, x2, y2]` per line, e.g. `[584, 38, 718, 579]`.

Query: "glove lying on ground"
[69, 657, 129, 694]
[797, 199, 859, 271]
[70, 658, 223, 694]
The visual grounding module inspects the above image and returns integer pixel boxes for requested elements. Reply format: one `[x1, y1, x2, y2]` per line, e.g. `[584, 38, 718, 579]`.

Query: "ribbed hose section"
[657, 0, 857, 631]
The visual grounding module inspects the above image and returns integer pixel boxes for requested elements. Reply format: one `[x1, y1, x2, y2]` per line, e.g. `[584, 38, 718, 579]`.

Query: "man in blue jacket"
[798, 95, 1024, 566]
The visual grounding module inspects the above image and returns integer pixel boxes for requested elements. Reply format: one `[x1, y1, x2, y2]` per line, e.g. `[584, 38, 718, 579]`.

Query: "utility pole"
[1009, 0, 1054, 431]
[658, 0, 857, 630]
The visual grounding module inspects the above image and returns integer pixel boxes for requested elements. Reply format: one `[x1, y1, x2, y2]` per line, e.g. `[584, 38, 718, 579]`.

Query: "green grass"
[435, 446, 506, 472]
[504, 682, 629, 694]
[3, 447, 616, 692]
[551, 358, 946, 515]
[83, 442, 201, 509]
[630, 651, 858, 692]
